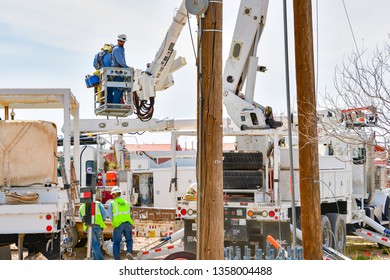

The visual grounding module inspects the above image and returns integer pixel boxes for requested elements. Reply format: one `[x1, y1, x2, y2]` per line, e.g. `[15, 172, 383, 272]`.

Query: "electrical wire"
[283, 0, 297, 248]
[341, 0, 363, 66]
[196, 14, 204, 261]
[187, 12, 197, 61]
[128, 131, 145, 135]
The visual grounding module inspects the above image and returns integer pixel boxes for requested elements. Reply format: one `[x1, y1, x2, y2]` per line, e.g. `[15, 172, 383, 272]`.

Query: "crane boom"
[145, 0, 188, 92]
[222, 0, 282, 130]
[132, 1, 189, 121]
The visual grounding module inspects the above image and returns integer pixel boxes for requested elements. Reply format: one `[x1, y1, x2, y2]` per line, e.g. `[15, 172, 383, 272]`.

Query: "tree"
[318, 38, 390, 150]
[315, 39, 390, 205]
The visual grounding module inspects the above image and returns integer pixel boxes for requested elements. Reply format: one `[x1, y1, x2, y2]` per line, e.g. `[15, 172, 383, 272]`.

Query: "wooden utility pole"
[196, 0, 224, 260]
[293, 0, 322, 259]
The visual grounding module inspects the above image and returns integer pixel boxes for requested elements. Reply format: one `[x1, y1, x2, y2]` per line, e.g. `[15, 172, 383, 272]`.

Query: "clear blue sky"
[0, 0, 389, 143]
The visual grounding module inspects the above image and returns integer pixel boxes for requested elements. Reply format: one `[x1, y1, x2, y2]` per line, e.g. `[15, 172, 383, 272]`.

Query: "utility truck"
[175, 0, 390, 260]
[82, 0, 390, 260]
[69, 118, 198, 244]
[0, 88, 81, 260]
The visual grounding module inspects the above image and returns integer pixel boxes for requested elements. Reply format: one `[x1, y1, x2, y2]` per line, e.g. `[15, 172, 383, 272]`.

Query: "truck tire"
[223, 170, 263, 189]
[223, 152, 263, 170]
[321, 215, 333, 249]
[164, 251, 196, 260]
[326, 213, 346, 253]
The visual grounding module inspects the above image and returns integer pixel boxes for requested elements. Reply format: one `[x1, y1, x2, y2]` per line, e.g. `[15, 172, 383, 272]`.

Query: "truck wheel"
[321, 215, 333, 248]
[326, 213, 346, 253]
[164, 251, 196, 260]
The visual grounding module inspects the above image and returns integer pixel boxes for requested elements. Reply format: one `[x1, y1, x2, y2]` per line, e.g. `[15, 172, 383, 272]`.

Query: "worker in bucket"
[108, 34, 129, 104]
[107, 186, 134, 260]
[79, 200, 107, 260]
[111, 34, 129, 68]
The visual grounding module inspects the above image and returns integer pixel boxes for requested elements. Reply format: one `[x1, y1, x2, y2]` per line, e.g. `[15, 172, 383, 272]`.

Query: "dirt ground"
[9, 235, 390, 260]
[10, 236, 164, 260]
[345, 235, 390, 260]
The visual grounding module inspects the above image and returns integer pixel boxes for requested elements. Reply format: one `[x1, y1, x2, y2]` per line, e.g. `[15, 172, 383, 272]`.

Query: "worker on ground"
[79, 200, 107, 260]
[111, 34, 129, 68]
[108, 186, 134, 260]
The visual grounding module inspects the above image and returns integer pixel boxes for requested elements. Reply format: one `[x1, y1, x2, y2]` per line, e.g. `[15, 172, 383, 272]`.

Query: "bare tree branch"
[318, 38, 390, 149]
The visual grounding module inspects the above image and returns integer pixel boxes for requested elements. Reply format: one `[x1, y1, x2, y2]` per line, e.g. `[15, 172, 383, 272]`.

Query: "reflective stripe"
[112, 202, 119, 217]
[111, 203, 130, 217]
[110, 197, 134, 227]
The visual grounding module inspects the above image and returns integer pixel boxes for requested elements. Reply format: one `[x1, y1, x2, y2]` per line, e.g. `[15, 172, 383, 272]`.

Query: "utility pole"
[195, 0, 224, 260]
[293, 0, 322, 259]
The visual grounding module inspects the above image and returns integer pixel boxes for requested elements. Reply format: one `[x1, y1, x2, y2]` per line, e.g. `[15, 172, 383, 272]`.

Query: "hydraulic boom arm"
[132, 0, 189, 121]
[223, 0, 282, 130]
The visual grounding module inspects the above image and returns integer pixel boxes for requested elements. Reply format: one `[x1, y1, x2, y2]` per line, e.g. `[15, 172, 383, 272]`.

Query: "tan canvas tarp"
[0, 120, 58, 187]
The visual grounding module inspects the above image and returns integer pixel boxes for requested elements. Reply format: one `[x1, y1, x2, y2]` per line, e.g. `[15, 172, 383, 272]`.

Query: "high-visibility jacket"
[110, 197, 134, 228]
[80, 202, 107, 231]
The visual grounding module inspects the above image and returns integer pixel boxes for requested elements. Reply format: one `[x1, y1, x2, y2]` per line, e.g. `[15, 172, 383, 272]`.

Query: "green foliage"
[355, 255, 371, 260]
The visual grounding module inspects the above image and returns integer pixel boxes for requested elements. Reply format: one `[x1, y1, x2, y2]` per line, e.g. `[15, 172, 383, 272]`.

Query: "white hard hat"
[110, 186, 122, 195]
[117, 34, 127, 42]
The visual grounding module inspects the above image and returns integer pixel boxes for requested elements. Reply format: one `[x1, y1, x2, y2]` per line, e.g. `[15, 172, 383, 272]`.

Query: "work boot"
[126, 252, 134, 260]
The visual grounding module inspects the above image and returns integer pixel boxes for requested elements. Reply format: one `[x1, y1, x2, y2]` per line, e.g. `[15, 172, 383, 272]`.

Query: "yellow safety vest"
[80, 202, 107, 231]
[110, 197, 134, 228]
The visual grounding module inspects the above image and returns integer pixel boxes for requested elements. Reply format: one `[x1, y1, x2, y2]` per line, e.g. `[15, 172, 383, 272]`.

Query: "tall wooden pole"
[196, 0, 224, 260]
[293, 0, 322, 259]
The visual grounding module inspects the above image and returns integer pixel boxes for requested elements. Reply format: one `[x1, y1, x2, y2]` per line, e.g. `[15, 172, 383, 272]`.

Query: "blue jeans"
[91, 226, 104, 260]
[112, 222, 133, 260]
[107, 88, 122, 104]
[107, 76, 123, 104]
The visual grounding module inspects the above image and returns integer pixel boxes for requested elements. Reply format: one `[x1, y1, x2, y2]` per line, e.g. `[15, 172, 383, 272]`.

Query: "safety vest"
[80, 202, 107, 231]
[110, 197, 134, 228]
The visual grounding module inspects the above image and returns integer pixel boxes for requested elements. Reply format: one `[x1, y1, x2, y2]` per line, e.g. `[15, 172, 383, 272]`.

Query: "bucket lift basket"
[94, 67, 134, 117]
